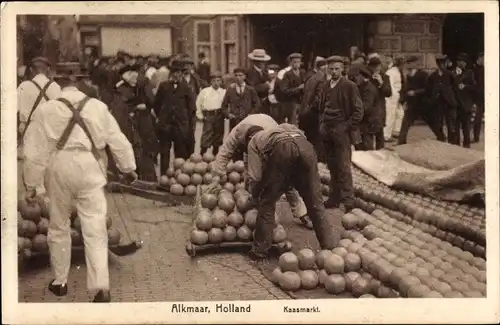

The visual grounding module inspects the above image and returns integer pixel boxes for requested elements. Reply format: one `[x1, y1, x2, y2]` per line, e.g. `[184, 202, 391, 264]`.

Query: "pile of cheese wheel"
[270, 208, 486, 298]
[189, 188, 288, 246]
[18, 197, 121, 264]
[158, 153, 247, 197]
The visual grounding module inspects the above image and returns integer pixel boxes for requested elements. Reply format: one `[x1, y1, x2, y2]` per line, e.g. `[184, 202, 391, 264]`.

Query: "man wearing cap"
[427, 54, 459, 145]
[196, 71, 227, 156]
[342, 57, 351, 79]
[398, 56, 443, 145]
[221, 68, 261, 157]
[246, 49, 271, 114]
[181, 56, 206, 97]
[18, 57, 62, 149]
[366, 57, 392, 149]
[154, 59, 196, 173]
[23, 70, 137, 302]
[319, 55, 363, 212]
[384, 55, 406, 142]
[263, 64, 282, 122]
[207, 114, 312, 230]
[452, 52, 476, 148]
[281, 53, 307, 125]
[354, 65, 380, 150]
[300, 56, 328, 161]
[244, 123, 339, 260]
[472, 52, 484, 143]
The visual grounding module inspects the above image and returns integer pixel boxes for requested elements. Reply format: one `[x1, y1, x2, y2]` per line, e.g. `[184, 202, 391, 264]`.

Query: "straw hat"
[248, 49, 271, 62]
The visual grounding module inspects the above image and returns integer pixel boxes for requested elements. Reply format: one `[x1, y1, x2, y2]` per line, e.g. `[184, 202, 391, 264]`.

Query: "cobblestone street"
[17, 124, 484, 302]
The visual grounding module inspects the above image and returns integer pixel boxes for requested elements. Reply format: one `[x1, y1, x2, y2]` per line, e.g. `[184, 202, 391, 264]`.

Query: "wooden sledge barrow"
[106, 179, 196, 206]
[185, 240, 293, 257]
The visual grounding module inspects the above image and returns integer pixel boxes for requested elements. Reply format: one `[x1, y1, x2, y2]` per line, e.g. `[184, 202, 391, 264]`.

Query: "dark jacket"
[371, 73, 392, 126]
[452, 68, 476, 112]
[427, 69, 458, 109]
[109, 84, 142, 147]
[183, 73, 206, 96]
[358, 79, 380, 133]
[401, 69, 428, 109]
[246, 66, 270, 100]
[281, 69, 307, 103]
[196, 61, 211, 84]
[300, 70, 326, 116]
[221, 84, 261, 120]
[154, 80, 196, 137]
[319, 77, 364, 129]
[473, 65, 484, 106]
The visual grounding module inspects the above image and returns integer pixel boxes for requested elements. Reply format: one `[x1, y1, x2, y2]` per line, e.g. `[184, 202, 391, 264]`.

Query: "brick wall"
[368, 14, 445, 72]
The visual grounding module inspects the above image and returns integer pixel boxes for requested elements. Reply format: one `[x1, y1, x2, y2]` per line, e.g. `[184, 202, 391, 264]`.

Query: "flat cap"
[394, 54, 406, 66]
[233, 67, 246, 74]
[457, 52, 468, 62]
[435, 54, 448, 62]
[210, 71, 223, 79]
[267, 64, 280, 71]
[343, 56, 351, 64]
[288, 52, 303, 60]
[406, 55, 419, 64]
[30, 56, 51, 67]
[315, 57, 327, 67]
[358, 65, 372, 78]
[119, 64, 141, 75]
[326, 55, 344, 64]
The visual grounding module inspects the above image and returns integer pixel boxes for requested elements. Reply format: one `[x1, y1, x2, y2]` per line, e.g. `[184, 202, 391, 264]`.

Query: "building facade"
[17, 14, 483, 74]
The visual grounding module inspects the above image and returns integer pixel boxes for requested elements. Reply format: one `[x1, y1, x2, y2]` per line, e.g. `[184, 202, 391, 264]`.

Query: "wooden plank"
[106, 181, 195, 206]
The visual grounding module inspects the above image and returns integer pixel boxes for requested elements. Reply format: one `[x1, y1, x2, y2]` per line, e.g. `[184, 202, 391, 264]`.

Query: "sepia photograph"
[2, 1, 499, 324]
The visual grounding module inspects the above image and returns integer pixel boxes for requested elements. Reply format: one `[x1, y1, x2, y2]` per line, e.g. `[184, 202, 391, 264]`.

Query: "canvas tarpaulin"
[351, 140, 485, 203]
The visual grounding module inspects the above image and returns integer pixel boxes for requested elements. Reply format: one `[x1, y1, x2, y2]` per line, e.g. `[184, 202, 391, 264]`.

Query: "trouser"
[269, 103, 285, 124]
[158, 127, 191, 174]
[200, 110, 224, 156]
[282, 102, 300, 125]
[384, 97, 404, 140]
[251, 136, 339, 256]
[456, 107, 472, 148]
[473, 104, 484, 142]
[299, 110, 325, 162]
[439, 107, 459, 145]
[47, 150, 109, 292]
[320, 123, 354, 209]
[136, 148, 157, 182]
[398, 106, 445, 145]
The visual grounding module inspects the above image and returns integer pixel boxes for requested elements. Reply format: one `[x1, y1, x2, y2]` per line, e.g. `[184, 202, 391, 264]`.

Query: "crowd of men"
[16, 45, 486, 295]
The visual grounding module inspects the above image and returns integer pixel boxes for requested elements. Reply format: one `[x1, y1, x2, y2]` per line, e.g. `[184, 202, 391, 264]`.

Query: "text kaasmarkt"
[284, 306, 320, 313]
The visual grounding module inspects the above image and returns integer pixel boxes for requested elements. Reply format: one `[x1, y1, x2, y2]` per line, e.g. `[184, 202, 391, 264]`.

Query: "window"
[194, 20, 213, 66]
[220, 17, 239, 74]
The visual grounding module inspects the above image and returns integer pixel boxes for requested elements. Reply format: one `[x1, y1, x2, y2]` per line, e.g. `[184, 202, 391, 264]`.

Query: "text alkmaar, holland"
[171, 303, 252, 313]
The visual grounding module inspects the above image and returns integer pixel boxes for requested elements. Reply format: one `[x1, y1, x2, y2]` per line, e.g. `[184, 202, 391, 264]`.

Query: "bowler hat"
[30, 56, 51, 67]
[368, 57, 382, 67]
[180, 56, 195, 65]
[169, 59, 185, 72]
[248, 49, 271, 62]
[326, 55, 344, 64]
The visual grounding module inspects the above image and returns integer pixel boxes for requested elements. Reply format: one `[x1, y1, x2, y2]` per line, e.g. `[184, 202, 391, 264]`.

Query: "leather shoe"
[93, 290, 111, 303]
[48, 280, 68, 297]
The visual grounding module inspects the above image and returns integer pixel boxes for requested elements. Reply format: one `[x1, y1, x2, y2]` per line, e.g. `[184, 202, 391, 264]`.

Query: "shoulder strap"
[55, 96, 100, 161]
[21, 80, 54, 140]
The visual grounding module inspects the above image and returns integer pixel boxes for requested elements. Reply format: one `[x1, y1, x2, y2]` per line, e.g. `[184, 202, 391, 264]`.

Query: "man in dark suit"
[281, 53, 307, 125]
[154, 60, 196, 173]
[319, 55, 364, 212]
[427, 54, 459, 145]
[367, 57, 392, 149]
[246, 49, 271, 115]
[180, 56, 206, 97]
[452, 53, 476, 148]
[220, 67, 261, 161]
[398, 56, 444, 145]
[472, 52, 484, 143]
[196, 52, 211, 84]
[300, 57, 327, 161]
[355, 65, 380, 151]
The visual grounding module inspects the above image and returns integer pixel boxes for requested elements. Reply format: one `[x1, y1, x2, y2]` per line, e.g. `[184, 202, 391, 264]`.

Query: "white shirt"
[268, 78, 278, 104]
[23, 87, 136, 193]
[277, 66, 292, 80]
[145, 66, 157, 80]
[386, 66, 403, 99]
[196, 86, 227, 120]
[17, 74, 62, 124]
